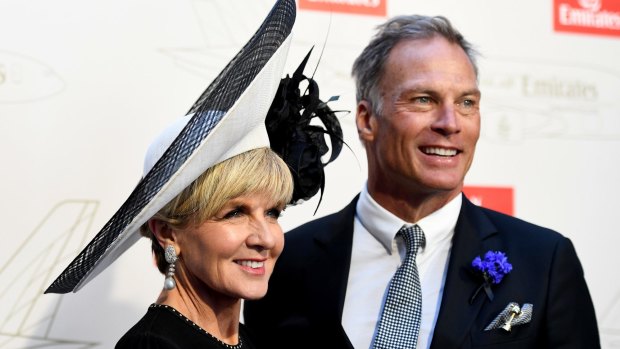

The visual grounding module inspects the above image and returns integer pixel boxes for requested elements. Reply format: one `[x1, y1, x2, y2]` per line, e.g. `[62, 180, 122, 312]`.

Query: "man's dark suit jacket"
[244, 194, 600, 348]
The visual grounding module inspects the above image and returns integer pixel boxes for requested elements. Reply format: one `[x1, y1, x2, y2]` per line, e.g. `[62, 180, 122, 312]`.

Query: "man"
[244, 14, 600, 348]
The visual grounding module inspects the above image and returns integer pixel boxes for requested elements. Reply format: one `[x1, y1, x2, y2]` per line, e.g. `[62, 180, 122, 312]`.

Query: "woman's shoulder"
[116, 330, 177, 349]
[115, 304, 182, 349]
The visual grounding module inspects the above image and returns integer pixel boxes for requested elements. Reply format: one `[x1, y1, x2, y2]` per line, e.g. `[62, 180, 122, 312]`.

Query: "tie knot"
[398, 225, 425, 256]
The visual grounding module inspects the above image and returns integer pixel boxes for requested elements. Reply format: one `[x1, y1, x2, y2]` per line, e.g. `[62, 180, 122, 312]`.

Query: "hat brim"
[45, 0, 296, 294]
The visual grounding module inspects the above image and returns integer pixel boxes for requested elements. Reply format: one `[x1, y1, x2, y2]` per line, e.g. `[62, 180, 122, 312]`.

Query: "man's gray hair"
[351, 15, 479, 115]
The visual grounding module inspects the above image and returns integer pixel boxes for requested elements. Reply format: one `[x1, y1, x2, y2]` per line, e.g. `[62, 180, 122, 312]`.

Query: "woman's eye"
[223, 208, 242, 219]
[266, 208, 282, 219]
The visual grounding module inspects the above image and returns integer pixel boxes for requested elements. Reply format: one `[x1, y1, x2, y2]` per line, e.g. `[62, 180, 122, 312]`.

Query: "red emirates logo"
[463, 186, 514, 216]
[299, 0, 386, 17]
[554, 0, 620, 37]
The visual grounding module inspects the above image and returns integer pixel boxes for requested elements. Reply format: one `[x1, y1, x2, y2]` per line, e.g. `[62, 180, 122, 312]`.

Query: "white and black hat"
[45, 0, 304, 294]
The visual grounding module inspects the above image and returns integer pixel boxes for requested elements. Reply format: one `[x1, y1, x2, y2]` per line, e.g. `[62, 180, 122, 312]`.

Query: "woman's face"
[174, 191, 285, 301]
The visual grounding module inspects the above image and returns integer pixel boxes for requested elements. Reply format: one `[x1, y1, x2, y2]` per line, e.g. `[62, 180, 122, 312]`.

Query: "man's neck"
[367, 184, 462, 223]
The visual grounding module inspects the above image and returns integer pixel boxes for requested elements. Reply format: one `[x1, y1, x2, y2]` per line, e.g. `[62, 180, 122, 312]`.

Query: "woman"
[116, 147, 293, 348]
[45, 0, 341, 347]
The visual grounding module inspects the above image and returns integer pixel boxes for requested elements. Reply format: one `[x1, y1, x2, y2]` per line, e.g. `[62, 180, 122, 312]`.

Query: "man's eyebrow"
[461, 88, 481, 97]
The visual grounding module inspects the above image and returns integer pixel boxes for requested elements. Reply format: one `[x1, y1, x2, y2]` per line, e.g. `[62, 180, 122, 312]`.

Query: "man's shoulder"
[283, 195, 359, 248]
[471, 202, 565, 244]
[288, 196, 358, 232]
[288, 208, 347, 232]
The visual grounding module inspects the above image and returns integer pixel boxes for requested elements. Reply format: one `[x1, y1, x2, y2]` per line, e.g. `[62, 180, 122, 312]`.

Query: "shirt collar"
[356, 183, 462, 252]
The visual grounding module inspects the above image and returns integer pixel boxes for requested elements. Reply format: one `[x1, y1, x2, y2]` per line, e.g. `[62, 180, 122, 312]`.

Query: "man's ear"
[356, 100, 376, 142]
[148, 219, 177, 252]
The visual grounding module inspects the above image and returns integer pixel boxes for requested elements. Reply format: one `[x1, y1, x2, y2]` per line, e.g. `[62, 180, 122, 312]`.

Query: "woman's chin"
[237, 283, 269, 301]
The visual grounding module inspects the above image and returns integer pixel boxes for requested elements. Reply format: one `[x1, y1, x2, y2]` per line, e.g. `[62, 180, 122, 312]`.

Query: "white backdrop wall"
[1, 0, 619, 348]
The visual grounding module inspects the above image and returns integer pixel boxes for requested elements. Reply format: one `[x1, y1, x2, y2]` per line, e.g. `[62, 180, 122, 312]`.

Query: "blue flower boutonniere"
[469, 250, 513, 304]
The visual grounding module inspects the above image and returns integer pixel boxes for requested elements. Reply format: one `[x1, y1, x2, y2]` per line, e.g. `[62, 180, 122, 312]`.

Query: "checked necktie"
[372, 225, 426, 349]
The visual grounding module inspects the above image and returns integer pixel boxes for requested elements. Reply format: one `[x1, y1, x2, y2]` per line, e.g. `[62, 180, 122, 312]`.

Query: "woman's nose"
[247, 218, 279, 250]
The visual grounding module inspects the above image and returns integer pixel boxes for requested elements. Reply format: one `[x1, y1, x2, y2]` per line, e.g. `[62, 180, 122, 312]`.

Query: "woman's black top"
[116, 304, 256, 349]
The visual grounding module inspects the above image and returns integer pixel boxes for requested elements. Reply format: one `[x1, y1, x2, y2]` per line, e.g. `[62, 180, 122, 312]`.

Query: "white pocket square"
[484, 302, 533, 332]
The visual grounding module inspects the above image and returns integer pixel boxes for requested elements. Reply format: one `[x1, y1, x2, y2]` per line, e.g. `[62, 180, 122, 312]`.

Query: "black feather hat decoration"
[266, 48, 345, 213]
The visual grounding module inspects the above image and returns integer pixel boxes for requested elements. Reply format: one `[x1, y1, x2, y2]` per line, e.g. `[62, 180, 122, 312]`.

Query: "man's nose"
[431, 104, 460, 135]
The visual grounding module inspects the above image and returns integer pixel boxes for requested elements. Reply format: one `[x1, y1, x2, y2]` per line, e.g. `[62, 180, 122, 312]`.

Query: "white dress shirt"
[342, 184, 462, 349]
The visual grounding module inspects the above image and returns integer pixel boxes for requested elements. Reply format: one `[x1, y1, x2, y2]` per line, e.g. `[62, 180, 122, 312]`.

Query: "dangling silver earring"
[164, 245, 178, 290]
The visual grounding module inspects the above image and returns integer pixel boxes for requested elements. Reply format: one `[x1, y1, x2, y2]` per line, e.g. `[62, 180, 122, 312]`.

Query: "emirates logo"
[298, 0, 386, 17]
[554, 0, 620, 37]
[578, 0, 601, 11]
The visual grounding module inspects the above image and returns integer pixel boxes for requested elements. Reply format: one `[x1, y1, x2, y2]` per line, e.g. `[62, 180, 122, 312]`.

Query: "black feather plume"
[266, 48, 345, 213]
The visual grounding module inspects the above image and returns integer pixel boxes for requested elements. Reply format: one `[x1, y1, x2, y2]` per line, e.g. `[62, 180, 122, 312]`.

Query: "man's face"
[361, 36, 481, 199]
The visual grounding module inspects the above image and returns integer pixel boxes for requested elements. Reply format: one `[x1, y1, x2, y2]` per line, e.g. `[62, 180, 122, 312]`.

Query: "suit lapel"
[430, 195, 499, 348]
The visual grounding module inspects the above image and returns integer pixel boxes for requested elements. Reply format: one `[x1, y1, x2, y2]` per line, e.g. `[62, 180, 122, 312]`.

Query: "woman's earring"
[164, 245, 178, 290]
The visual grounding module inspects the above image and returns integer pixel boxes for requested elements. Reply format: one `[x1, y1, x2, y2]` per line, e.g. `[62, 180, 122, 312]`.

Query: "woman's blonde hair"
[141, 147, 293, 273]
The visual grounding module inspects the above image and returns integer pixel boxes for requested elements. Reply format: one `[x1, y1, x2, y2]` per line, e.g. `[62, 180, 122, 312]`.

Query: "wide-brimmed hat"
[45, 0, 297, 294]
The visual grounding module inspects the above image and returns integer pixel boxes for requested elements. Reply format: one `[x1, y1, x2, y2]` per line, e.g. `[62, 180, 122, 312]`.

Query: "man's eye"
[462, 99, 475, 107]
[414, 96, 431, 104]
[457, 99, 478, 114]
